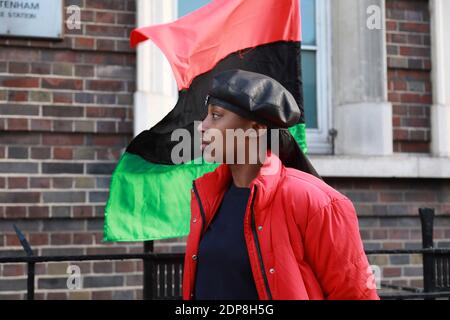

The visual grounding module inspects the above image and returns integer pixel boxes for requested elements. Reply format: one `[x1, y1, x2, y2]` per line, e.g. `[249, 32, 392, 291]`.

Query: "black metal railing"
[0, 207, 449, 300]
[365, 208, 450, 300]
[1, 225, 184, 300]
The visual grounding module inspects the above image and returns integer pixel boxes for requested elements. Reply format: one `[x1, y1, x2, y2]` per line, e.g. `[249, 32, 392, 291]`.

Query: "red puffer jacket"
[182, 150, 380, 300]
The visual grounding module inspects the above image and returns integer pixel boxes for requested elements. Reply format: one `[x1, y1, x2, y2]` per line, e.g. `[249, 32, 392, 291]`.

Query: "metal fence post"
[419, 208, 435, 294]
[143, 240, 154, 300]
[26, 262, 35, 300]
[13, 225, 35, 300]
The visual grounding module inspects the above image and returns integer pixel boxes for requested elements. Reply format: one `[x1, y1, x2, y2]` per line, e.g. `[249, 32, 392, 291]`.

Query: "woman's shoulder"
[278, 167, 351, 216]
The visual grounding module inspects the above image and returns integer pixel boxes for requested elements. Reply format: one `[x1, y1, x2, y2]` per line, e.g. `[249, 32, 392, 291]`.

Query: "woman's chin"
[202, 154, 219, 164]
[202, 149, 224, 164]
[200, 147, 212, 162]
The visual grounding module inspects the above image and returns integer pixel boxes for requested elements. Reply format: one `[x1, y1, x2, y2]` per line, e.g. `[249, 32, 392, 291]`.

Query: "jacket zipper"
[250, 186, 273, 300]
[192, 181, 207, 237]
[190, 181, 207, 300]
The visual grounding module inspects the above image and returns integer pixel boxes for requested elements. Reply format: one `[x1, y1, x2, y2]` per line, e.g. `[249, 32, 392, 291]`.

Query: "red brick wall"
[386, 0, 432, 153]
[0, 0, 141, 299]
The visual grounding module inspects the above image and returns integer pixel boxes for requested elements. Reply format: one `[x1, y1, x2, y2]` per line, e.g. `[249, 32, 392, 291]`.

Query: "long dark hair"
[266, 128, 323, 180]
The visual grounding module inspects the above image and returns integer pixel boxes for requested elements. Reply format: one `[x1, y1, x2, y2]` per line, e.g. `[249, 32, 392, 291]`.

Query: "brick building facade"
[1, 0, 449, 299]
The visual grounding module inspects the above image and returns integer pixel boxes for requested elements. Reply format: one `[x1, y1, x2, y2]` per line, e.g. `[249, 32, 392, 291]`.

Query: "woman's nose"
[197, 118, 208, 133]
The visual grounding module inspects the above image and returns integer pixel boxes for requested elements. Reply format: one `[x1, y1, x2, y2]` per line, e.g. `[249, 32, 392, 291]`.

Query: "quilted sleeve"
[302, 198, 380, 300]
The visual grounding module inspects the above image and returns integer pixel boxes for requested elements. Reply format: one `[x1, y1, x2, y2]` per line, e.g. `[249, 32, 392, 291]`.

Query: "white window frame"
[303, 0, 332, 155]
[134, 0, 178, 135]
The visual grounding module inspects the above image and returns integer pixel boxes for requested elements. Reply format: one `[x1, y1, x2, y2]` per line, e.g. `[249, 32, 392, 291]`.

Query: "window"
[176, 0, 331, 153]
[301, 0, 331, 154]
[301, 0, 318, 129]
[178, 0, 211, 17]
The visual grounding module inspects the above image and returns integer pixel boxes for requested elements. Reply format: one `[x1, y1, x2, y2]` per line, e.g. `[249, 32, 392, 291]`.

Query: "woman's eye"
[212, 113, 221, 119]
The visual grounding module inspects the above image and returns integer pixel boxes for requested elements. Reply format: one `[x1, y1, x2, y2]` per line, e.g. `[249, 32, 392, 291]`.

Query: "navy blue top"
[194, 182, 259, 300]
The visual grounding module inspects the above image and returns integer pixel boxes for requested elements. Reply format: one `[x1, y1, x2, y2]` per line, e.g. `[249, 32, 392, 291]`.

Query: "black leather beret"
[205, 69, 301, 128]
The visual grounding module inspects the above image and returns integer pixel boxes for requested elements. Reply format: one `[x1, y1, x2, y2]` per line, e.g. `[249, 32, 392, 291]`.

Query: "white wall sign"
[0, 0, 63, 39]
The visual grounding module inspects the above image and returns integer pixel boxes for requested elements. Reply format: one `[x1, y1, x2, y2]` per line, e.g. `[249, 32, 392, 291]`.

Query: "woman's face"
[198, 104, 266, 164]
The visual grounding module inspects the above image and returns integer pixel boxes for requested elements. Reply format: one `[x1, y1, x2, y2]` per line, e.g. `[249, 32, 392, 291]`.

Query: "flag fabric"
[104, 0, 306, 241]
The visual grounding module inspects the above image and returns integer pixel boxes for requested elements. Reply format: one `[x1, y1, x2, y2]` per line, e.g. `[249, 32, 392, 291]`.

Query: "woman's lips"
[201, 140, 210, 151]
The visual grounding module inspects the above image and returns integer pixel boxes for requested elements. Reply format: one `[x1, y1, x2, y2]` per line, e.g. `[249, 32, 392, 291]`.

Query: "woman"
[182, 69, 379, 300]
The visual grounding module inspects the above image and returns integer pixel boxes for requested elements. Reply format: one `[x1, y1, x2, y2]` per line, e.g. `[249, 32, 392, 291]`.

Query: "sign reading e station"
[0, 0, 63, 39]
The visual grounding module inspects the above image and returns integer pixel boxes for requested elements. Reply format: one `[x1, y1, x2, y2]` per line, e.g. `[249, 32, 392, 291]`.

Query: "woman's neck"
[228, 163, 263, 188]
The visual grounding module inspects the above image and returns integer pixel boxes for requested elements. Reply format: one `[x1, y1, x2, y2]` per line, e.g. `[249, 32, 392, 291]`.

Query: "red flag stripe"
[130, 0, 301, 90]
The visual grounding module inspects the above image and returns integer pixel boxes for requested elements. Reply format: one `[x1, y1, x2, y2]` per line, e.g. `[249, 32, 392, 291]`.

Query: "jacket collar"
[194, 150, 285, 220]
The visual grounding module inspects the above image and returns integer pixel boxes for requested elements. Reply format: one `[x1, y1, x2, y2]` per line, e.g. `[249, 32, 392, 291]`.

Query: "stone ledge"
[309, 153, 450, 178]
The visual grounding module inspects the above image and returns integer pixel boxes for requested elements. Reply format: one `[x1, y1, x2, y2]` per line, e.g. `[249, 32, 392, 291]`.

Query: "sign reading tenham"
[0, 0, 63, 39]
